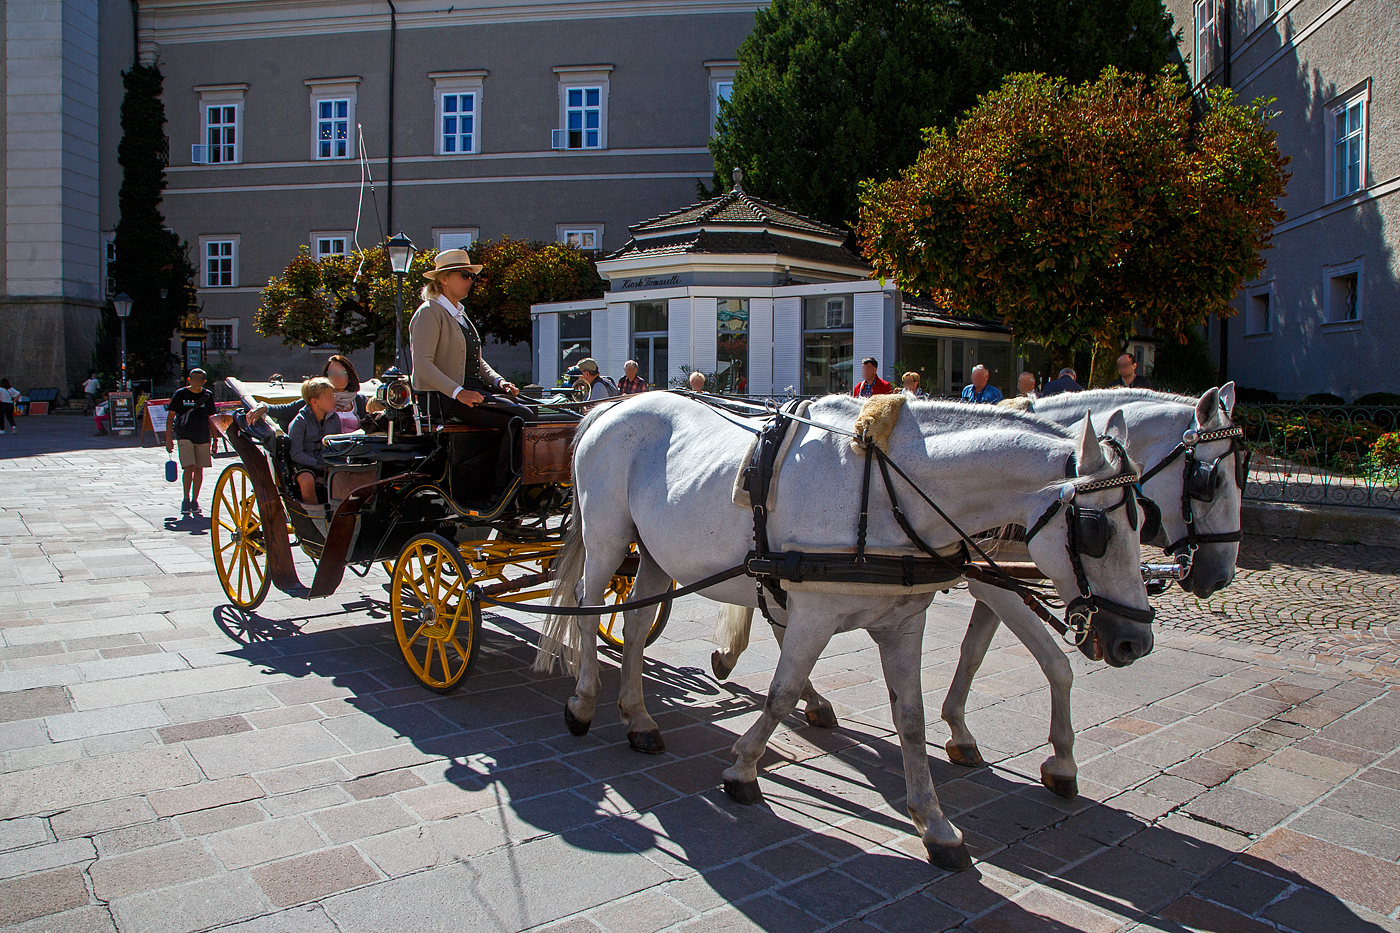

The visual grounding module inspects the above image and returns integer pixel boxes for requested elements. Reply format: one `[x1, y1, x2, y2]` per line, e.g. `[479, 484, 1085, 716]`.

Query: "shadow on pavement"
[206, 599, 1391, 932]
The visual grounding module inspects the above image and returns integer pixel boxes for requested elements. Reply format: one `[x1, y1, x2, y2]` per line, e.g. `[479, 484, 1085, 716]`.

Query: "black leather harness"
[1139, 424, 1248, 559]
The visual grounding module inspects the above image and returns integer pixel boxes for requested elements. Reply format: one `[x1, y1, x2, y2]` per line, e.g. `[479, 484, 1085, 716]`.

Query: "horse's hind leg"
[710, 604, 752, 680]
[771, 620, 838, 729]
[873, 607, 971, 872]
[942, 599, 1002, 767]
[564, 533, 632, 736]
[617, 547, 669, 754]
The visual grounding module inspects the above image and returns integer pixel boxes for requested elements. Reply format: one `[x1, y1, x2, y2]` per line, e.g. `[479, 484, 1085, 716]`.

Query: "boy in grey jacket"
[287, 377, 341, 502]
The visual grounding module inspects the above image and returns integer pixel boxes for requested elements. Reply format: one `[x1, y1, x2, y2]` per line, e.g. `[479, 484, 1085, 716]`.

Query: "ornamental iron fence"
[1237, 404, 1400, 510]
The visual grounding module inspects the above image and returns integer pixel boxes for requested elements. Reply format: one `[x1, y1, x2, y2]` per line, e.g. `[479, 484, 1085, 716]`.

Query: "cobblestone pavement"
[4, 416, 1400, 933]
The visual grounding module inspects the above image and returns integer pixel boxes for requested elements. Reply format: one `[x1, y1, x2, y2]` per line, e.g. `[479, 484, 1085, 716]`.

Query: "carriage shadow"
[210, 600, 1390, 932]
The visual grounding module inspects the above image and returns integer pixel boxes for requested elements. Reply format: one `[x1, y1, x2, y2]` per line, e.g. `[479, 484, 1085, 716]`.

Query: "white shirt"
[0, 387, 19, 404]
[435, 294, 502, 399]
[84, 378, 100, 393]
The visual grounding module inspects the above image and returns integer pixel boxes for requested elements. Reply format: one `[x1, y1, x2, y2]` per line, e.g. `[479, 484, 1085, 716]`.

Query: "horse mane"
[1034, 387, 1199, 411]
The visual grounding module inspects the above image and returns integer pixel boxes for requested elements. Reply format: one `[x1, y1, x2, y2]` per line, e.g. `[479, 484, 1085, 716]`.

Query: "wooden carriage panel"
[521, 423, 575, 484]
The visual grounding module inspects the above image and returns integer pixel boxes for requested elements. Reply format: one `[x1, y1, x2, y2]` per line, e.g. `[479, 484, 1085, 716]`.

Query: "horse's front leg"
[771, 619, 838, 729]
[976, 585, 1079, 798]
[942, 599, 1002, 767]
[873, 607, 972, 872]
[617, 548, 669, 754]
[722, 606, 839, 804]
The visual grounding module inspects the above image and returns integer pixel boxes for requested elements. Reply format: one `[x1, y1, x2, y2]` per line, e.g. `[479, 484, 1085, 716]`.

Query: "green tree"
[96, 63, 198, 383]
[255, 238, 603, 374]
[709, 0, 1177, 233]
[858, 69, 1290, 384]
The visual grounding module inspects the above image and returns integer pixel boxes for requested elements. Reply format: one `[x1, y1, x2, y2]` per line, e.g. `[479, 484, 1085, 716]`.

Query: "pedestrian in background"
[82, 372, 100, 414]
[0, 378, 18, 434]
[165, 368, 216, 516]
[1040, 367, 1085, 398]
[1111, 353, 1153, 389]
[901, 372, 927, 399]
[577, 358, 618, 401]
[853, 358, 892, 398]
[1017, 372, 1038, 399]
[618, 360, 647, 395]
[961, 365, 1003, 404]
[688, 371, 707, 392]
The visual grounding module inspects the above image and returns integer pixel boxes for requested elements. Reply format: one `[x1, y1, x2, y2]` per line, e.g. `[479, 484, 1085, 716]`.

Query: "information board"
[109, 392, 136, 435]
[140, 399, 170, 446]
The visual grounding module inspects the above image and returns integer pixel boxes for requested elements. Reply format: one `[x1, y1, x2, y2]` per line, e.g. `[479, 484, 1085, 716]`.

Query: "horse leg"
[873, 608, 971, 872]
[710, 604, 752, 680]
[941, 600, 1002, 767]
[564, 536, 632, 736]
[617, 547, 669, 754]
[771, 620, 838, 729]
[722, 609, 839, 804]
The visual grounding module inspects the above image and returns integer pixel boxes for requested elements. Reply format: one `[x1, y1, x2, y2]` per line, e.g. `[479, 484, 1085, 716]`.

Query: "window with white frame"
[1323, 260, 1363, 324]
[1246, 0, 1276, 32]
[435, 230, 478, 252]
[1194, 0, 1219, 83]
[431, 71, 486, 156]
[202, 238, 238, 288]
[305, 78, 359, 162]
[205, 319, 239, 351]
[706, 60, 738, 135]
[1245, 284, 1272, 335]
[1330, 87, 1368, 200]
[102, 232, 116, 299]
[553, 66, 612, 150]
[313, 234, 349, 260]
[192, 85, 247, 165]
[558, 226, 602, 251]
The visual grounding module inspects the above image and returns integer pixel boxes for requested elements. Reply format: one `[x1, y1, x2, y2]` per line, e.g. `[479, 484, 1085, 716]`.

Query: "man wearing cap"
[575, 358, 618, 402]
[410, 249, 535, 490]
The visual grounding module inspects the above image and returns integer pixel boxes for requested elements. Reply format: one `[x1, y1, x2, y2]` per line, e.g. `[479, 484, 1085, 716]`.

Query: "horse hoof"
[711, 651, 733, 681]
[805, 706, 839, 729]
[925, 840, 974, 872]
[628, 729, 666, 755]
[1041, 771, 1079, 799]
[946, 741, 985, 768]
[723, 778, 763, 805]
[563, 705, 591, 737]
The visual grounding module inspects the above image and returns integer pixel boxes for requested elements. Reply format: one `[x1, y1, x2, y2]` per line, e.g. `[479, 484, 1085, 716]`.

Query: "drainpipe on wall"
[1218, 0, 1234, 383]
[130, 0, 139, 62]
[385, 0, 397, 235]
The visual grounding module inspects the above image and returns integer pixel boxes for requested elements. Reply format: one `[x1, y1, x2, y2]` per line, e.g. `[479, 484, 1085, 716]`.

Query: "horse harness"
[736, 400, 1155, 655]
[1138, 424, 1249, 564]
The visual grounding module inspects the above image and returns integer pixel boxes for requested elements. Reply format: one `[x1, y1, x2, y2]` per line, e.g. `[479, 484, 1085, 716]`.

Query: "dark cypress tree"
[96, 63, 197, 384]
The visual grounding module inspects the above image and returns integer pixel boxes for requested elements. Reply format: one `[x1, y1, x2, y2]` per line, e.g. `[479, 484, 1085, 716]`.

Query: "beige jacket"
[409, 297, 502, 398]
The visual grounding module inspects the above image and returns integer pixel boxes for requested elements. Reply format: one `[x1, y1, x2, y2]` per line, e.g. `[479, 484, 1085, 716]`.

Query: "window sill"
[1243, 332, 1273, 341]
[1319, 319, 1362, 332]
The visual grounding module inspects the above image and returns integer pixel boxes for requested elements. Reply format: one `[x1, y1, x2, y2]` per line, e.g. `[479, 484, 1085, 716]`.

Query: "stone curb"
[1243, 500, 1400, 548]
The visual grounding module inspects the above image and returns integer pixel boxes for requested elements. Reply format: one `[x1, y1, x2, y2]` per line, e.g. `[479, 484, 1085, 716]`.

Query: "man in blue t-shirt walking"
[961, 365, 1004, 405]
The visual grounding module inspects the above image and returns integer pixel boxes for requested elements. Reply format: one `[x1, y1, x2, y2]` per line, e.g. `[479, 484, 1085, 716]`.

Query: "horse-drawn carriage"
[209, 373, 669, 693]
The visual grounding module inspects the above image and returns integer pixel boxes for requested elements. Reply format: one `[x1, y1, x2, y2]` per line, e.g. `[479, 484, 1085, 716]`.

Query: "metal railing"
[1238, 404, 1400, 510]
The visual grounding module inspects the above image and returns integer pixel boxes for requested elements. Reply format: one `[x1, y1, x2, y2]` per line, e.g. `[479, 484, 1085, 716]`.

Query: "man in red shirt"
[852, 358, 893, 398]
[617, 359, 647, 395]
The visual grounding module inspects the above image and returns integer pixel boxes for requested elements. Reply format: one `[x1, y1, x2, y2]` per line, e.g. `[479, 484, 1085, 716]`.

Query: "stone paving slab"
[6, 416, 1400, 932]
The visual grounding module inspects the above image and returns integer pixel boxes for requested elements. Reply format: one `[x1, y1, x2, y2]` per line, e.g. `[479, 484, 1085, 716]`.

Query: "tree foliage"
[96, 63, 198, 383]
[858, 68, 1290, 366]
[709, 0, 1177, 232]
[255, 238, 603, 374]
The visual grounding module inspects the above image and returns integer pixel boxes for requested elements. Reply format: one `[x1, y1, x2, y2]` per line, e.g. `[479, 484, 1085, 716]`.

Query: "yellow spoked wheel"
[598, 575, 674, 650]
[211, 463, 272, 610]
[391, 534, 481, 694]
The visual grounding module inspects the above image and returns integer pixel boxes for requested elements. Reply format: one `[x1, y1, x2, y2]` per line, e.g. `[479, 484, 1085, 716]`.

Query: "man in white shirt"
[83, 373, 100, 414]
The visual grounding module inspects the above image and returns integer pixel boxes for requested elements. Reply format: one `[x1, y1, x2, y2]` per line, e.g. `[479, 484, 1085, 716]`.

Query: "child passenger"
[288, 377, 341, 502]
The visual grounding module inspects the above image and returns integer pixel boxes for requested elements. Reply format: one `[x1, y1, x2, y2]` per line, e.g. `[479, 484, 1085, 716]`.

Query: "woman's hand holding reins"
[455, 388, 485, 407]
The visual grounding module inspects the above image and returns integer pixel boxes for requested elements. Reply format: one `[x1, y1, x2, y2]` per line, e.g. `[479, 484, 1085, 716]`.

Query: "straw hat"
[422, 248, 483, 280]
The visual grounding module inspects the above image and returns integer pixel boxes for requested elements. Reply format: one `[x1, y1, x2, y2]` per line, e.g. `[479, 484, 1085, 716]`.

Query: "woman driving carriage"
[409, 249, 536, 490]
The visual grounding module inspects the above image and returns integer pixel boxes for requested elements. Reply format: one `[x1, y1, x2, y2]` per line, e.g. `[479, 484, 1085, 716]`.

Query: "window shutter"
[667, 297, 691, 387]
[772, 297, 801, 395]
[551, 129, 568, 150]
[537, 313, 559, 388]
[853, 292, 885, 376]
[608, 302, 630, 380]
[691, 297, 718, 377]
[191, 144, 207, 164]
[748, 298, 774, 395]
[590, 308, 609, 374]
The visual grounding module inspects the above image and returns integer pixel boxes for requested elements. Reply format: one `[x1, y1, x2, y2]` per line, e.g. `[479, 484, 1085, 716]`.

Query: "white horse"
[709, 385, 1244, 800]
[943, 384, 1244, 796]
[533, 392, 1151, 869]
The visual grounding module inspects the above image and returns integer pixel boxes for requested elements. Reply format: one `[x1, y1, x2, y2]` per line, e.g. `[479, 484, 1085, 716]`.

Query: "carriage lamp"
[386, 233, 416, 376]
[113, 292, 133, 391]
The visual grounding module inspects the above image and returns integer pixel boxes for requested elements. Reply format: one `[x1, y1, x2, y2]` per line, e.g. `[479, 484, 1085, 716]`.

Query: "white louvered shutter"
[772, 296, 802, 395]
[853, 292, 885, 377]
[607, 302, 630, 380]
[748, 297, 774, 395]
[536, 313, 559, 388]
[667, 297, 691, 387]
[691, 297, 718, 377]
[590, 308, 609, 374]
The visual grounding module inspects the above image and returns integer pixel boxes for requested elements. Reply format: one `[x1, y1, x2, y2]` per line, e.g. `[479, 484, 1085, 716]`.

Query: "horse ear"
[1219, 381, 1237, 416]
[1195, 387, 1222, 429]
[1103, 409, 1129, 447]
[1076, 413, 1106, 474]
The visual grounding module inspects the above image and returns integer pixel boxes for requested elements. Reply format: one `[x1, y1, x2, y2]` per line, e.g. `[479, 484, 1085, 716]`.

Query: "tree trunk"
[1088, 341, 1119, 389]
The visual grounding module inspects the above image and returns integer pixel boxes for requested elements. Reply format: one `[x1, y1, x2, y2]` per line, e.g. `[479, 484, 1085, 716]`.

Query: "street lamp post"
[113, 292, 133, 391]
[386, 233, 417, 374]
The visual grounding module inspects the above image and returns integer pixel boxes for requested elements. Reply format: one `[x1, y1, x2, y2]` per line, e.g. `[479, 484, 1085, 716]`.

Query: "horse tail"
[712, 603, 754, 678]
[533, 492, 586, 675]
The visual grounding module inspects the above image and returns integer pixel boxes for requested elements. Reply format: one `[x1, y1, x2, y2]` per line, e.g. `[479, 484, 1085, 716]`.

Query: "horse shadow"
[209, 598, 1390, 933]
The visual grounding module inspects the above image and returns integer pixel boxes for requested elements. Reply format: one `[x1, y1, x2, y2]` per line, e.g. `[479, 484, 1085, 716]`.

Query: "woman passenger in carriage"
[246, 354, 384, 432]
[409, 249, 535, 490]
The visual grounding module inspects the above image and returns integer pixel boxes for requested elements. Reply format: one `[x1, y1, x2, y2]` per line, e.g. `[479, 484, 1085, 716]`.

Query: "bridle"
[1023, 438, 1157, 650]
[1138, 421, 1249, 575]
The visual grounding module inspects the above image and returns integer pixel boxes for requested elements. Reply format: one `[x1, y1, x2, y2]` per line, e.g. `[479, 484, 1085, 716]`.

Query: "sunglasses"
[458, 270, 476, 280]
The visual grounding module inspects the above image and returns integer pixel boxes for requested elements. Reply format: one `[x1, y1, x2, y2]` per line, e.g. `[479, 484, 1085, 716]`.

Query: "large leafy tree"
[96, 63, 198, 384]
[858, 68, 1290, 382]
[255, 238, 603, 374]
[709, 0, 1177, 233]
